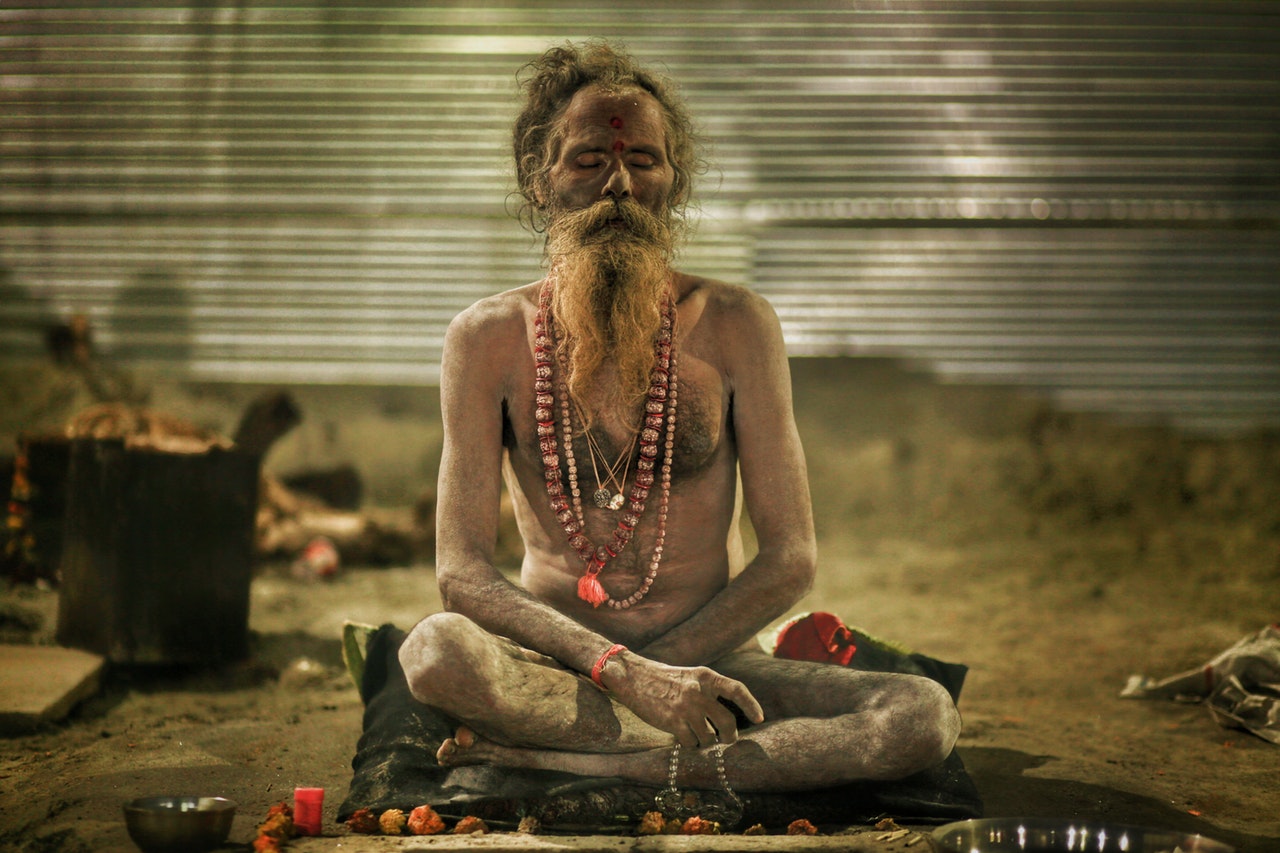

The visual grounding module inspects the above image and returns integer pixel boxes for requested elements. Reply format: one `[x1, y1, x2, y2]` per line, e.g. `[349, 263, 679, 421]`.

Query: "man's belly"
[520, 545, 731, 648]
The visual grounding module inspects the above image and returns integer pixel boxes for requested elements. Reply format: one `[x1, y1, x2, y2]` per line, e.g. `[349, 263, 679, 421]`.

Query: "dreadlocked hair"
[511, 40, 705, 236]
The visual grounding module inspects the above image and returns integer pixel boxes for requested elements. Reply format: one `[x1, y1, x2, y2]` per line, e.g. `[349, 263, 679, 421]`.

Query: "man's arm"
[433, 292, 611, 678]
[629, 284, 818, 667]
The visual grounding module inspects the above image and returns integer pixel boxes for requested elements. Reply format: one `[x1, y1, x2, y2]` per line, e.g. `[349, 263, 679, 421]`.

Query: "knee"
[889, 677, 961, 778]
[398, 611, 485, 707]
[920, 679, 962, 760]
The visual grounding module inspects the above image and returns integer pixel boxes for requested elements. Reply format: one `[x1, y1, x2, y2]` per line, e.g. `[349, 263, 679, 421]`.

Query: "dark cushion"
[338, 623, 982, 831]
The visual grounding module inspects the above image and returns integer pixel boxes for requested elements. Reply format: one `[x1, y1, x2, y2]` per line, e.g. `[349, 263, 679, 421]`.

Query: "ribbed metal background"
[2, 1, 1278, 432]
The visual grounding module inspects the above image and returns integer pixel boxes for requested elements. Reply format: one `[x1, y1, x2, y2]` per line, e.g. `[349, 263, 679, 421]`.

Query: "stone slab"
[0, 644, 105, 734]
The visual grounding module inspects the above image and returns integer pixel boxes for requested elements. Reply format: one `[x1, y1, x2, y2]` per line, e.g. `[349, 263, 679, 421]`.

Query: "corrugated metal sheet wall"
[3, 1, 1278, 432]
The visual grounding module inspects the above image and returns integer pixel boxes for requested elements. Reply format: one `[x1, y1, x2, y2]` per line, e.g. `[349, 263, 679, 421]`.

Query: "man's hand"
[601, 651, 765, 748]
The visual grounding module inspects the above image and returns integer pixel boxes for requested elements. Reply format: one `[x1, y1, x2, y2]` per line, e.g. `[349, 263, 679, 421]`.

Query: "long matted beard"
[545, 199, 675, 420]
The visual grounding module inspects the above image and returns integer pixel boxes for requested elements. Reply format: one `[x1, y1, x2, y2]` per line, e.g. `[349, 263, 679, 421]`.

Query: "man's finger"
[705, 703, 740, 745]
[717, 676, 765, 725]
[695, 718, 720, 749]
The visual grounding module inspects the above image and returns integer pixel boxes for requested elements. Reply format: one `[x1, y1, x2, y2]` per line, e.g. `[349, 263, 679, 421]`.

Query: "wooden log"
[56, 438, 259, 664]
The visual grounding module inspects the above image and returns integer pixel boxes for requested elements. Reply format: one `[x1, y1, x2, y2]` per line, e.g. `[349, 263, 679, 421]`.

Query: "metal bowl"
[123, 796, 237, 853]
[933, 818, 1235, 853]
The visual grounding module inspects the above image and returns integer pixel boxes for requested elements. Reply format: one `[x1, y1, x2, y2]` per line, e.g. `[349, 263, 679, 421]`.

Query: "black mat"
[338, 624, 982, 832]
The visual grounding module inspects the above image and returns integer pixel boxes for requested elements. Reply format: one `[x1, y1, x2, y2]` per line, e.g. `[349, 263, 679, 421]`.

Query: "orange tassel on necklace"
[577, 564, 609, 608]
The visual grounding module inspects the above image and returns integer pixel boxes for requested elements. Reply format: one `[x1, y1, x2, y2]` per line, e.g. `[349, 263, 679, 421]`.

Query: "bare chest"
[506, 354, 728, 483]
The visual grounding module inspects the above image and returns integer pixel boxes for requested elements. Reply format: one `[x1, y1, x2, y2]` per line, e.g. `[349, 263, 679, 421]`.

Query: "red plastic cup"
[293, 787, 324, 836]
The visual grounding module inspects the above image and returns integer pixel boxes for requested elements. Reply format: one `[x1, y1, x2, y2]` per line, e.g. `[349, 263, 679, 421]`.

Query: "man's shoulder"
[679, 274, 769, 308]
[678, 274, 780, 327]
[447, 281, 540, 341]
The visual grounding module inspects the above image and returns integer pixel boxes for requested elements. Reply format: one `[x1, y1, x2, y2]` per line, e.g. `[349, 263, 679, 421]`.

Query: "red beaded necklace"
[533, 277, 678, 609]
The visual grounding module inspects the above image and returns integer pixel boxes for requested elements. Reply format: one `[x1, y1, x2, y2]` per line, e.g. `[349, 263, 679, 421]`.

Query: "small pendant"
[594, 488, 612, 509]
[608, 492, 625, 511]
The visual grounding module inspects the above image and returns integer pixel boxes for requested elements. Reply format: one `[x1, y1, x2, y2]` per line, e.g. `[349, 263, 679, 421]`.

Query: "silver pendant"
[594, 488, 612, 508]
[608, 492, 625, 511]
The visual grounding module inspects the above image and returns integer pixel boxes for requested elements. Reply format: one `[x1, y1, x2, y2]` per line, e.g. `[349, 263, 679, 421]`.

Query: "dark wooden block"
[56, 438, 259, 664]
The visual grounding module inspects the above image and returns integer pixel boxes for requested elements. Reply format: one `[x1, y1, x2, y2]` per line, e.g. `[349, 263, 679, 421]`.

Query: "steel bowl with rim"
[123, 796, 237, 853]
[932, 818, 1235, 853]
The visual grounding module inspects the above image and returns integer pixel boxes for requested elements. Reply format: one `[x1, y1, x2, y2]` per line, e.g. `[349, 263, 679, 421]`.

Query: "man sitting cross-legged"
[399, 40, 961, 802]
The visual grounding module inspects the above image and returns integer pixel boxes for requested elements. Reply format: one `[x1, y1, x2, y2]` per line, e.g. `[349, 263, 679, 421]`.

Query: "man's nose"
[603, 163, 632, 199]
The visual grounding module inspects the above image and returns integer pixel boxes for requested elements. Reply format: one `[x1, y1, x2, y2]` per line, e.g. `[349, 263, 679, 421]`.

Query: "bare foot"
[435, 725, 660, 782]
[437, 726, 502, 766]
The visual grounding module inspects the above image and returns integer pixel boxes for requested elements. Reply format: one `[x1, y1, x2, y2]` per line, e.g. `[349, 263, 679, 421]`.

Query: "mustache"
[547, 198, 671, 250]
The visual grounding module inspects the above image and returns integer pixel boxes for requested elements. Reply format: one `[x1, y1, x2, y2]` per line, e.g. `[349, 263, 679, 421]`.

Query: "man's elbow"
[433, 557, 479, 614]
[783, 540, 818, 599]
[797, 547, 818, 594]
[435, 567, 473, 615]
[434, 557, 505, 616]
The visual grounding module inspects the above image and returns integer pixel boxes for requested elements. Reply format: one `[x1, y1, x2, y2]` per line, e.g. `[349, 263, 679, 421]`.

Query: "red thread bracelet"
[591, 643, 627, 688]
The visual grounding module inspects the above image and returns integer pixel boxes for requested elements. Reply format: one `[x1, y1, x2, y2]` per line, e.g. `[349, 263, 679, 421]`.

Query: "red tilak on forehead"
[609, 116, 623, 128]
[613, 140, 625, 152]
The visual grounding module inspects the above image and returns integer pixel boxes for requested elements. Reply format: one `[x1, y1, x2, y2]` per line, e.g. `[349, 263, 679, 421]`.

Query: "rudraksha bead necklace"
[533, 277, 678, 609]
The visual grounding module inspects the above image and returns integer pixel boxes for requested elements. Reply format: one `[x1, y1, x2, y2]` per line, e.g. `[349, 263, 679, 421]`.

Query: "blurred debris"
[278, 656, 332, 690]
[67, 402, 231, 454]
[0, 599, 44, 643]
[256, 475, 420, 567]
[290, 536, 340, 580]
[4, 378, 431, 585]
[3, 436, 69, 586]
[232, 390, 302, 457]
[44, 313, 146, 406]
[229, 391, 425, 567]
[44, 313, 93, 368]
[1122, 624, 1280, 744]
[282, 463, 362, 510]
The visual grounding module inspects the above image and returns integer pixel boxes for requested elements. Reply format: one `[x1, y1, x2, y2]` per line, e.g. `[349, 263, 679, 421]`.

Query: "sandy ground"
[1, 357, 1277, 852]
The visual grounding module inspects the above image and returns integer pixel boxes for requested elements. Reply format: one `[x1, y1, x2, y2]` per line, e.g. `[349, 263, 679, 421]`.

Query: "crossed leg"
[399, 611, 670, 753]
[399, 612, 960, 793]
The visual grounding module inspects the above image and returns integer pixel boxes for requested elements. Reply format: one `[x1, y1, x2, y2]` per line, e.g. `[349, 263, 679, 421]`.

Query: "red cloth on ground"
[772, 611, 857, 666]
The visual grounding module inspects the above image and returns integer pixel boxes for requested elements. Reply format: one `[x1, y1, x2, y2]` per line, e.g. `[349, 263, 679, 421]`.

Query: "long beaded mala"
[654, 743, 744, 827]
[533, 279, 741, 826]
[533, 278, 678, 609]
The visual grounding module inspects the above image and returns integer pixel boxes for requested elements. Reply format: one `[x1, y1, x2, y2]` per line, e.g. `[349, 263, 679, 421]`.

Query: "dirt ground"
[1, 357, 1277, 852]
